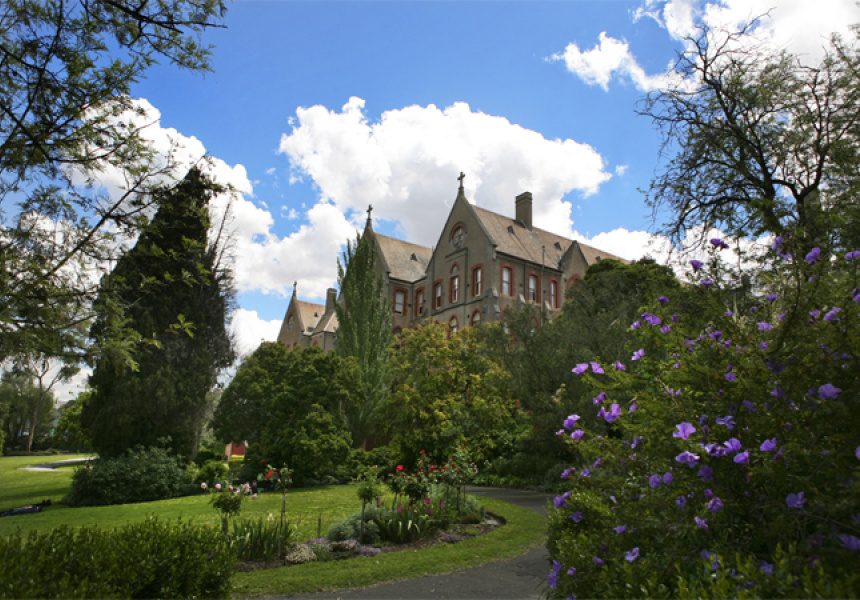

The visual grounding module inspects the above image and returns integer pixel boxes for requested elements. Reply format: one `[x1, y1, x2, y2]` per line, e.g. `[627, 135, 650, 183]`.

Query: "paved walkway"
[282, 486, 552, 600]
[18, 457, 95, 472]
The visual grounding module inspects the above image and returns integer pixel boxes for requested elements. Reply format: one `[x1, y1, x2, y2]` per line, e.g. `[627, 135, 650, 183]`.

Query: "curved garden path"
[282, 486, 552, 600]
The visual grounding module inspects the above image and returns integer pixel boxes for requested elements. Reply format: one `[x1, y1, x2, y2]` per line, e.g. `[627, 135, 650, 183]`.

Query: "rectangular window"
[501, 267, 512, 296]
[434, 282, 443, 309]
[415, 289, 425, 316]
[450, 275, 460, 302]
[550, 280, 559, 308]
[472, 267, 482, 297]
[528, 274, 538, 303]
[394, 290, 405, 315]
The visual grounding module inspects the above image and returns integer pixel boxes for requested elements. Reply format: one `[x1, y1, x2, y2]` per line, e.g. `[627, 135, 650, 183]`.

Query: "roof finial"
[365, 204, 373, 226]
[292, 281, 297, 296]
[457, 171, 465, 192]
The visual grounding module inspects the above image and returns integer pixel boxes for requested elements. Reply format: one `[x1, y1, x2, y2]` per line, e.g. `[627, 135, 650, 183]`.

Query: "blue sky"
[85, 0, 860, 367]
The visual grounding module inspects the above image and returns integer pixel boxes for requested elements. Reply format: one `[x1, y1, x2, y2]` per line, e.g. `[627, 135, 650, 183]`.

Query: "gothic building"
[277, 177, 627, 349]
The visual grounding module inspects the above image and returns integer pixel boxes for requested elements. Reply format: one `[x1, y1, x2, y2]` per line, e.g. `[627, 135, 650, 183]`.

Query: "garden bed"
[235, 512, 505, 572]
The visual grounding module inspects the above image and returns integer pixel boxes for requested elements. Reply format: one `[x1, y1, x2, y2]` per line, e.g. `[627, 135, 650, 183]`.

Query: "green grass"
[0, 455, 547, 597]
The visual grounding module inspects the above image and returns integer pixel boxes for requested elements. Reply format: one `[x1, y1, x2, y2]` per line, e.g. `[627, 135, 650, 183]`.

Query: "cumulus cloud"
[559, 0, 860, 91]
[229, 308, 284, 358]
[279, 97, 612, 246]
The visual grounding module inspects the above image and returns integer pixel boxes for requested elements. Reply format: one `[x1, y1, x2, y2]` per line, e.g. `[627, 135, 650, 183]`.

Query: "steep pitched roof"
[311, 310, 339, 335]
[375, 233, 433, 283]
[470, 205, 574, 269]
[295, 300, 325, 333]
[575, 241, 628, 265]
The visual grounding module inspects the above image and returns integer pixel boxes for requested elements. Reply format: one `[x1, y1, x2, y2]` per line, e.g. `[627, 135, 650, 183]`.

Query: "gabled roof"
[375, 233, 433, 283]
[575, 241, 627, 265]
[295, 299, 325, 333]
[470, 205, 574, 269]
[311, 310, 338, 335]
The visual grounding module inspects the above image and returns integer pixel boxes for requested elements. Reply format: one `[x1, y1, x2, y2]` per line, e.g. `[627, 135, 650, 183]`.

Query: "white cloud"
[562, 0, 860, 91]
[549, 32, 677, 92]
[278, 97, 612, 247]
[615, 164, 629, 176]
[229, 308, 283, 358]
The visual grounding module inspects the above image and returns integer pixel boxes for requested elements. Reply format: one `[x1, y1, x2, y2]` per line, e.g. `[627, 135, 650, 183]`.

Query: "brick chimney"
[516, 192, 533, 229]
[325, 288, 337, 313]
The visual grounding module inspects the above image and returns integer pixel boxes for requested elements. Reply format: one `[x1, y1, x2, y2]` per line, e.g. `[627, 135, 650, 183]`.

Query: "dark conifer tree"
[82, 167, 234, 459]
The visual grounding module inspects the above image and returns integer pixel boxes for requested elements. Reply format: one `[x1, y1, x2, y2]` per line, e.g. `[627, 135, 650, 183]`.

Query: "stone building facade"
[277, 178, 627, 349]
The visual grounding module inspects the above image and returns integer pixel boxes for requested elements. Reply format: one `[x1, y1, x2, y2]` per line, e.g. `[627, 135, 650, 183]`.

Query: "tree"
[212, 343, 358, 485]
[334, 215, 392, 447]
[82, 167, 234, 460]
[382, 323, 518, 467]
[0, 369, 54, 452]
[0, 0, 228, 363]
[52, 391, 92, 453]
[642, 22, 860, 250]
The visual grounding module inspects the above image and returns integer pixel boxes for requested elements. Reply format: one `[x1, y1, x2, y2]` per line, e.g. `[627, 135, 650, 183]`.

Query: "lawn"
[0, 455, 547, 596]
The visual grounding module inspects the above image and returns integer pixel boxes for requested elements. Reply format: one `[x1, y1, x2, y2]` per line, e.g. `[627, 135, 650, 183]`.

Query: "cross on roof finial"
[457, 172, 465, 191]
[367, 204, 373, 217]
[292, 281, 297, 295]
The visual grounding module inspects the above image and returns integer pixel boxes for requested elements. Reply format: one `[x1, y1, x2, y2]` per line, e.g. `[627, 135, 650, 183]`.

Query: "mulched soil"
[235, 515, 504, 573]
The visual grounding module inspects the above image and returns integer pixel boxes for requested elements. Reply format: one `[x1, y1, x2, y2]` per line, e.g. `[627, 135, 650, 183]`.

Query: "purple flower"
[630, 320, 641, 329]
[676, 451, 700, 467]
[566, 567, 576, 577]
[561, 468, 572, 480]
[734, 451, 749, 464]
[580, 469, 591, 478]
[759, 561, 774, 575]
[649, 474, 662, 488]
[661, 325, 672, 334]
[570, 430, 584, 441]
[663, 472, 674, 485]
[772, 236, 783, 250]
[572, 363, 589, 374]
[673, 422, 696, 441]
[593, 458, 603, 468]
[592, 391, 607, 405]
[690, 259, 704, 272]
[701, 280, 713, 288]
[758, 321, 774, 331]
[707, 497, 724, 512]
[760, 438, 777, 452]
[709, 330, 722, 340]
[593, 556, 604, 566]
[805, 247, 821, 265]
[695, 516, 708, 530]
[625, 547, 640, 562]
[824, 307, 841, 322]
[553, 491, 572, 509]
[845, 250, 860, 260]
[810, 310, 820, 318]
[600, 403, 623, 423]
[766, 294, 778, 302]
[818, 383, 841, 400]
[614, 525, 627, 534]
[725, 310, 734, 317]
[724, 438, 742, 454]
[786, 492, 807, 509]
[716, 416, 735, 430]
[643, 312, 661, 326]
[547, 560, 562, 589]
[659, 296, 669, 305]
[631, 349, 644, 361]
[613, 360, 626, 371]
[771, 386, 785, 398]
[710, 238, 729, 250]
[676, 495, 687, 509]
[590, 361, 605, 374]
[697, 465, 714, 481]
[840, 534, 860, 551]
[725, 373, 737, 382]
[570, 511, 583, 523]
[563, 414, 581, 430]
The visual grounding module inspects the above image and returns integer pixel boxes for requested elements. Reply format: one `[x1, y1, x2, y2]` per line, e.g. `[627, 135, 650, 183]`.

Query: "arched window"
[450, 264, 460, 303]
[287, 315, 295, 331]
[471, 310, 482, 326]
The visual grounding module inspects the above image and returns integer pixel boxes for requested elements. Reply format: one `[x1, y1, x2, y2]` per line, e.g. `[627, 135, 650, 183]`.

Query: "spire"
[364, 204, 374, 233]
[456, 172, 467, 202]
[292, 281, 297, 296]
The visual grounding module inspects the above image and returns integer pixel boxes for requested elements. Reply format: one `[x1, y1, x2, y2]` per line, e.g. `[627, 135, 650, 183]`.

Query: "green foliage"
[65, 445, 190, 506]
[340, 446, 400, 481]
[327, 507, 382, 545]
[0, 371, 53, 453]
[215, 344, 356, 485]
[0, 517, 235, 599]
[194, 459, 229, 485]
[83, 168, 235, 460]
[335, 225, 392, 446]
[383, 323, 519, 465]
[375, 510, 435, 543]
[51, 394, 92, 453]
[229, 515, 297, 562]
[545, 241, 860, 598]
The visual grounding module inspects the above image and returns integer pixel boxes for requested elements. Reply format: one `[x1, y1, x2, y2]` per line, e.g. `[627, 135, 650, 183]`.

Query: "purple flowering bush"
[546, 240, 860, 598]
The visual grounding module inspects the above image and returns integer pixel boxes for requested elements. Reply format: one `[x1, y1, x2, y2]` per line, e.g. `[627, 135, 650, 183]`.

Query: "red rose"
[396, 465, 404, 471]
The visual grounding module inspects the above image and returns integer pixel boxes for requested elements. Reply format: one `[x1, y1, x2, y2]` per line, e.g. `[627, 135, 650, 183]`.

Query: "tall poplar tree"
[82, 167, 234, 459]
[334, 209, 392, 447]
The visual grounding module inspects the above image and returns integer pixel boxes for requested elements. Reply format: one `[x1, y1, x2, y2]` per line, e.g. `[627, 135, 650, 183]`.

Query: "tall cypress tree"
[83, 167, 235, 459]
[335, 208, 392, 448]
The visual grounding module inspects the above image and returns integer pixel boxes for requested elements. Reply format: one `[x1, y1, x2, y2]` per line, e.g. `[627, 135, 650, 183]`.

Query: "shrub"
[0, 517, 235, 599]
[194, 459, 229, 485]
[65, 445, 190, 506]
[327, 506, 381, 545]
[375, 510, 435, 543]
[229, 515, 296, 561]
